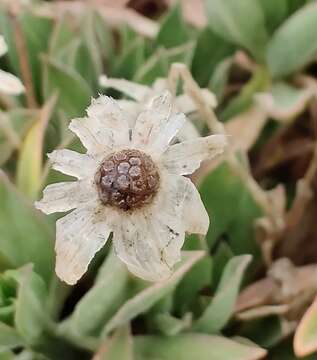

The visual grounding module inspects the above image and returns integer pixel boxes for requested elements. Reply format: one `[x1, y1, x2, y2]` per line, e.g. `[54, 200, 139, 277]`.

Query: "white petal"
[0, 69, 24, 95]
[175, 119, 200, 142]
[0, 36, 8, 57]
[55, 204, 112, 285]
[48, 149, 97, 179]
[69, 117, 116, 155]
[155, 174, 209, 235]
[86, 96, 130, 145]
[35, 180, 96, 214]
[112, 173, 205, 281]
[115, 99, 140, 128]
[161, 134, 227, 175]
[99, 75, 149, 101]
[182, 177, 209, 235]
[132, 91, 186, 155]
[112, 210, 184, 282]
[175, 89, 217, 114]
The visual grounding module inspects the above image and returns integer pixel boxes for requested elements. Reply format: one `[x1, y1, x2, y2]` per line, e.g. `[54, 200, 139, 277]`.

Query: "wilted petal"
[48, 149, 97, 179]
[69, 117, 116, 155]
[0, 69, 24, 95]
[86, 96, 130, 145]
[35, 180, 96, 214]
[0, 35, 8, 57]
[133, 91, 186, 155]
[161, 134, 227, 175]
[99, 75, 149, 101]
[182, 177, 209, 235]
[55, 204, 112, 285]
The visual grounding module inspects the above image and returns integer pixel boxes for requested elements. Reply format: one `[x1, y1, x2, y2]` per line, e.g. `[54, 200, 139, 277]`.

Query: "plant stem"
[168, 63, 283, 232]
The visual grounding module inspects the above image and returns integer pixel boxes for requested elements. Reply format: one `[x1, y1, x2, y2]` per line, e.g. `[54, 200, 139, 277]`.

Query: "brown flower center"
[95, 149, 160, 211]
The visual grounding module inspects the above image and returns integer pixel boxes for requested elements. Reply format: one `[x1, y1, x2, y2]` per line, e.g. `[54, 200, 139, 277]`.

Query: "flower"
[99, 74, 217, 142]
[35, 91, 226, 285]
[0, 35, 24, 95]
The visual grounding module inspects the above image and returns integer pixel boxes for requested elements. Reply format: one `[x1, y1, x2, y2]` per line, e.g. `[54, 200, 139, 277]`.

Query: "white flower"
[0, 35, 24, 95]
[35, 91, 226, 285]
[99, 75, 217, 142]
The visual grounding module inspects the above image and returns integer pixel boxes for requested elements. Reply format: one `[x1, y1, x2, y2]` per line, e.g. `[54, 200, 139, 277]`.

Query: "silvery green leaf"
[191, 27, 234, 87]
[259, 0, 289, 33]
[194, 255, 252, 333]
[152, 313, 192, 336]
[0, 173, 54, 283]
[94, 326, 134, 360]
[102, 251, 204, 337]
[205, 0, 268, 60]
[62, 250, 129, 337]
[267, 3, 317, 77]
[134, 334, 267, 360]
[9, 266, 48, 345]
[0, 323, 24, 352]
[156, 5, 190, 48]
[42, 56, 91, 118]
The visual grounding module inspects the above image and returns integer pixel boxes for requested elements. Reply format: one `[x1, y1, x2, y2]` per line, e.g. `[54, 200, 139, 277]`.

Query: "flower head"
[35, 91, 226, 285]
[0, 35, 24, 95]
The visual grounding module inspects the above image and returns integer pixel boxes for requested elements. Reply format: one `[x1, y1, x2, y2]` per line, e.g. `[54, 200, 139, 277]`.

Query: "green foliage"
[267, 3, 317, 77]
[205, 0, 268, 61]
[194, 255, 251, 333]
[101, 251, 203, 337]
[156, 4, 190, 48]
[63, 251, 130, 337]
[0, 173, 54, 283]
[191, 27, 234, 87]
[134, 334, 266, 360]
[0, 1, 316, 358]
[199, 163, 262, 255]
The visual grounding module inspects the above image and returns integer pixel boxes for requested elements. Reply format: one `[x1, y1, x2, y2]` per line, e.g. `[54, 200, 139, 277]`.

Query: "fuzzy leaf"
[259, 0, 289, 33]
[113, 38, 145, 80]
[200, 163, 262, 254]
[134, 334, 267, 360]
[94, 326, 134, 360]
[10, 266, 48, 345]
[156, 5, 190, 48]
[174, 255, 212, 314]
[267, 3, 317, 77]
[102, 251, 204, 336]
[191, 27, 234, 87]
[205, 0, 268, 60]
[152, 313, 192, 336]
[0, 323, 24, 352]
[194, 255, 252, 333]
[0, 172, 54, 283]
[42, 56, 91, 118]
[63, 251, 129, 337]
